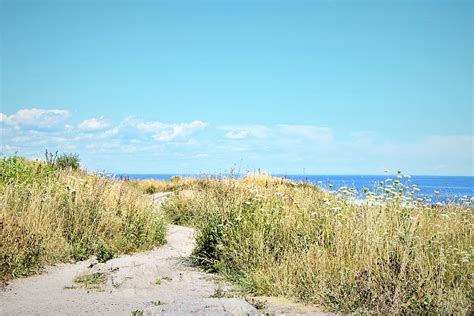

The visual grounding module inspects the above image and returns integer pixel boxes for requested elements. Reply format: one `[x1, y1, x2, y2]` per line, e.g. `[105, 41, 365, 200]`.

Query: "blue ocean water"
[118, 174, 474, 203]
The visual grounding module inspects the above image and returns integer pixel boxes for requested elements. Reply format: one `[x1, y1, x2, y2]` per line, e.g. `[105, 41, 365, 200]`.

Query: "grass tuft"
[73, 272, 107, 291]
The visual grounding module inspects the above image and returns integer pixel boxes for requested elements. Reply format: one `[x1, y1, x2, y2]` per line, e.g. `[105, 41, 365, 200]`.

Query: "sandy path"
[0, 192, 258, 315]
[0, 224, 259, 315]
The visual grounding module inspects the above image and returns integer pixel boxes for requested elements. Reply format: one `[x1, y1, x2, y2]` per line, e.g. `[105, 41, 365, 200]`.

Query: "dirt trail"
[1, 193, 327, 315]
[1, 223, 259, 315]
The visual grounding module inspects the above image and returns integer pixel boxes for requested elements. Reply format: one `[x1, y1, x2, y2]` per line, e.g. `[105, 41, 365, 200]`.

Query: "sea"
[118, 174, 474, 204]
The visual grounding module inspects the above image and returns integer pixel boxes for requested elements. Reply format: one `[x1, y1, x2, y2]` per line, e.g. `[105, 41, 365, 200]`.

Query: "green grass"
[160, 173, 473, 314]
[0, 155, 166, 281]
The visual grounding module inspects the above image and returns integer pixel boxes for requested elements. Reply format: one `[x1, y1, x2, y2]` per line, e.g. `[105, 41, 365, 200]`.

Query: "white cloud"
[220, 125, 269, 139]
[2, 108, 472, 175]
[0, 108, 70, 129]
[0, 113, 9, 124]
[133, 120, 208, 142]
[101, 127, 120, 137]
[78, 117, 110, 131]
[225, 130, 249, 139]
[277, 124, 334, 142]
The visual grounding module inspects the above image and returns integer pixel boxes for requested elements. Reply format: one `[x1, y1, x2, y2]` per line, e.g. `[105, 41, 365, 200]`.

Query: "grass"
[0, 155, 166, 281]
[73, 272, 107, 291]
[158, 173, 473, 314]
[130, 176, 197, 195]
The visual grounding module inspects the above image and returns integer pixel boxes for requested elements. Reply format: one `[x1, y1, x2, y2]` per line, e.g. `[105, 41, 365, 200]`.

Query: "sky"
[1, 0, 473, 175]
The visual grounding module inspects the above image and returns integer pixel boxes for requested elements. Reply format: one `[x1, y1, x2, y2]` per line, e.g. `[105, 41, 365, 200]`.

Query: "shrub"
[145, 185, 157, 194]
[45, 150, 80, 170]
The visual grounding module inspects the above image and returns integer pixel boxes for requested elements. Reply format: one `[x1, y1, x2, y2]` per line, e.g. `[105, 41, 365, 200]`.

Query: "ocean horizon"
[117, 173, 474, 203]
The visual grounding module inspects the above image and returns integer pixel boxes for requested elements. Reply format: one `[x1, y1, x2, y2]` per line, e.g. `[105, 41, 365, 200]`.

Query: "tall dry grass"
[161, 174, 473, 314]
[130, 176, 197, 194]
[0, 156, 166, 281]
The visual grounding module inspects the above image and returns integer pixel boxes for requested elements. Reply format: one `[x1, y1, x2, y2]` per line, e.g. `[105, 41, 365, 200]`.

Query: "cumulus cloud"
[1, 108, 210, 160]
[78, 117, 110, 131]
[2, 107, 472, 175]
[0, 108, 70, 129]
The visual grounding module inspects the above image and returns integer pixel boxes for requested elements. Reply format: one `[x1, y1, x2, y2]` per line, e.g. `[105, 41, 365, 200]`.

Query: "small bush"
[45, 150, 80, 170]
[145, 185, 157, 194]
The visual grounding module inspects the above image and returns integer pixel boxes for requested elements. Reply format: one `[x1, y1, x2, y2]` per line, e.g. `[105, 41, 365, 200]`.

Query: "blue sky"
[1, 0, 473, 175]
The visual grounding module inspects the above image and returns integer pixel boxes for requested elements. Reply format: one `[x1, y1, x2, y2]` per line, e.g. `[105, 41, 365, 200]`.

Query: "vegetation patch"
[0, 154, 166, 281]
[73, 272, 107, 291]
[160, 173, 473, 314]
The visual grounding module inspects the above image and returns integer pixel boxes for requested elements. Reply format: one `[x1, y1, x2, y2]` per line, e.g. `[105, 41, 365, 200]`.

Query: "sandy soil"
[0, 224, 258, 315]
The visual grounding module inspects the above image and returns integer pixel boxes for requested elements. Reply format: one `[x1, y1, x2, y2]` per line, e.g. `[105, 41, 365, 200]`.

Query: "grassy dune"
[0, 156, 166, 281]
[154, 173, 472, 314]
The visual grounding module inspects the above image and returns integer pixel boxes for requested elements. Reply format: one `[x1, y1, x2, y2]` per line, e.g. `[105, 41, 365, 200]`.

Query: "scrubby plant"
[45, 149, 80, 170]
[161, 174, 473, 314]
[0, 155, 166, 281]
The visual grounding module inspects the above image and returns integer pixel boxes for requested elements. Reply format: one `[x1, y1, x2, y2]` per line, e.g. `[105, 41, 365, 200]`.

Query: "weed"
[73, 272, 106, 291]
[210, 284, 226, 298]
